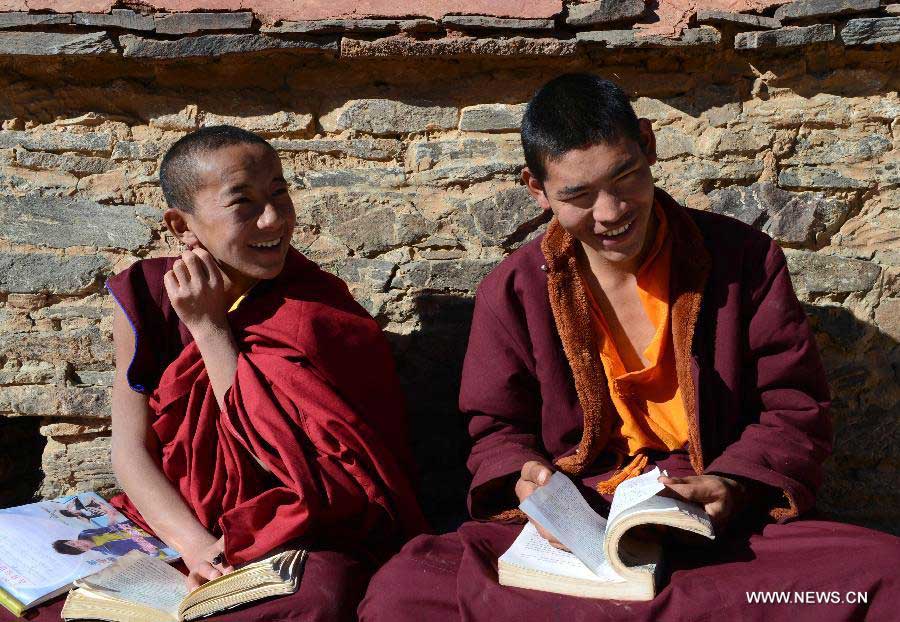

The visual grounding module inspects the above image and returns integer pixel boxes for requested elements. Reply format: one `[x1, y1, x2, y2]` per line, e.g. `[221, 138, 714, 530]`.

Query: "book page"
[606, 467, 667, 528]
[612, 495, 714, 535]
[518, 472, 610, 575]
[76, 550, 188, 618]
[500, 523, 624, 583]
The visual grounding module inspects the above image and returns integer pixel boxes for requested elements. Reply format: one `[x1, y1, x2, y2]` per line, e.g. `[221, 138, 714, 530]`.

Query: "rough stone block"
[0, 328, 110, 369]
[577, 27, 721, 47]
[324, 258, 396, 291]
[654, 127, 696, 160]
[0, 253, 109, 294]
[269, 138, 402, 161]
[778, 166, 869, 189]
[321, 99, 458, 135]
[407, 137, 524, 185]
[784, 249, 880, 294]
[299, 167, 406, 189]
[841, 17, 900, 45]
[392, 259, 499, 291]
[695, 10, 781, 29]
[459, 103, 527, 132]
[697, 126, 774, 156]
[0, 194, 154, 250]
[341, 35, 578, 58]
[566, 0, 646, 26]
[121, 34, 338, 58]
[0, 31, 116, 56]
[295, 191, 432, 258]
[786, 131, 892, 165]
[774, 0, 880, 22]
[0, 12, 72, 29]
[734, 24, 836, 49]
[73, 9, 154, 31]
[202, 111, 313, 136]
[111, 141, 162, 161]
[149, 105, 198, 131]
[440, 16, 555, 30]
[0, 130, 113, 154]
[887, 4, 900, 15]
[706, 181, 849, 247]
[452, 186, 545, 246]
[14, 148, 114, 176]
[262, 18, 437, 34]
[154, 11, 254, 35]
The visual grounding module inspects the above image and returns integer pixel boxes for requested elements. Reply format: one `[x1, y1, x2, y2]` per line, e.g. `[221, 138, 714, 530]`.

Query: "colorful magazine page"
[0, 492, 179, 617]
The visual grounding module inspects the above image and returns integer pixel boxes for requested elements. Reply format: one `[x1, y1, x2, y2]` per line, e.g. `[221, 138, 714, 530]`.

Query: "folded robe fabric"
[109, 249, 427, 565]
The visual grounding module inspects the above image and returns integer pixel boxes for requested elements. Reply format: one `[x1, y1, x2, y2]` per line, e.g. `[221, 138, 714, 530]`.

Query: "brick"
[0, 130, 113, 154]
[321, 99, 458, 135]
[577, 27, 722, 47]
[0, 253, 109, 294]
[0, 12, 72, 29]
[299, 167, 406, 189]
[0, 194, 154, 250]
[774, 0, 880, 22]
[14, 148, 114, 176]
[203, 111, 313, 136]
[269, 138, 402, 161]
[0, 31, 116, 56]
[262, 18, 437, 34]
[120, 34, 338, 58]
[73, 9, 154, 31]
[154, 11, 254, 35]
[341, 35, 578, 58]
[842, 17, 900, 45]
[734, 24, 836, 49]
[111, 141, 162, 161]
[566, 0, 646, 26]
[459, 103, 527, 132]
[695, 10, 781, 29]
[440, 16, 555, 30]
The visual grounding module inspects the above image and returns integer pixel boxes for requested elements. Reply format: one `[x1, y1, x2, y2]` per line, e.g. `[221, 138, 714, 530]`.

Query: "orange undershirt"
[581, 201, 689, 492]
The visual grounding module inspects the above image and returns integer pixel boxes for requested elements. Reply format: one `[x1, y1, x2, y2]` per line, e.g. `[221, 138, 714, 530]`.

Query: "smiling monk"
[358, 74, 900, 621]
[100, 126, 426, 621]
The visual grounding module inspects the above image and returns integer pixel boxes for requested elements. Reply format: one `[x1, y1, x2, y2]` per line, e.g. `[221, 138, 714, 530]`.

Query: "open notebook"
[499, 468, 714, 600]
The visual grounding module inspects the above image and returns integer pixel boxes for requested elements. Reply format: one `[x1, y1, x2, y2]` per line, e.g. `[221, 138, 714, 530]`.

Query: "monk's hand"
[658, 474, 748, 533]
[515, 460, 569, 551]
[184, 534, 234, 590]
[164, 248, 228, 337]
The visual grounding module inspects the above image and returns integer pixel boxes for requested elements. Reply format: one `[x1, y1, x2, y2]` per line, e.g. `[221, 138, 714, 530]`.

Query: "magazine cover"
[0, 492, 179, 617]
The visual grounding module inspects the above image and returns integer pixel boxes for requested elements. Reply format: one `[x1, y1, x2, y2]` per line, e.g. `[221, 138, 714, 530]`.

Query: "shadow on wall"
[0, 416, 43, 507]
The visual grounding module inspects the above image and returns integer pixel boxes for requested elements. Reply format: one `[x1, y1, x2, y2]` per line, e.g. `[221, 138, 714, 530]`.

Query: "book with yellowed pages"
[498, 467, 714, 601]
[61, 548, 306, 622]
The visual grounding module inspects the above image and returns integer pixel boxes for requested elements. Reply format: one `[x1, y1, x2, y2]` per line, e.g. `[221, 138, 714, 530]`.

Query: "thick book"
[0, 493, 179, 617]
[499, 467, 714, 601]
[61, 548, 306, 622]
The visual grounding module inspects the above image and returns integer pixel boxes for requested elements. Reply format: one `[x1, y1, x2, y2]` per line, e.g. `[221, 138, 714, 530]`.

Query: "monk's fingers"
[514, 477, 538, 503]
[172, 259, 191, 287]
[181, 250, 209, 283]
[660, 480, 717, 504]
[163, 270, 181, 298]
[520, 461, 553, 487]
[192, 248, 223, 289]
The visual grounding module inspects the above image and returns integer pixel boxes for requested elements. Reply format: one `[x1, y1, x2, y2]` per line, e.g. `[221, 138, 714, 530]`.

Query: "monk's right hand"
[514, 461, 569, 551]
[183, 534, 234, 590]
[164, 248, 228, 337]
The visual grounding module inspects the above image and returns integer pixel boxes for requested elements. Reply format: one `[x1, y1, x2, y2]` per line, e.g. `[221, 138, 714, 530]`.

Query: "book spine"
[0, 585, 26, 618]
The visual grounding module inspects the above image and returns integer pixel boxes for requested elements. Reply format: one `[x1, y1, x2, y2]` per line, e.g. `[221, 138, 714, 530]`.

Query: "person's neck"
[220, 267, 258, 309]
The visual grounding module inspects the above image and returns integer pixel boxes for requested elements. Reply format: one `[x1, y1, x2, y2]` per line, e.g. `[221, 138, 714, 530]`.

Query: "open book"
[61, 548, 306, 622]
[498, 467, 714, 600]
[0, 493, 179, 617]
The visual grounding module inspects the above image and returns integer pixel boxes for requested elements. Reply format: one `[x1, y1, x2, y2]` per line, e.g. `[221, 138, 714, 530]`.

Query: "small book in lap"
[61, 548, 306, 622]
[498, 468, 714, 600]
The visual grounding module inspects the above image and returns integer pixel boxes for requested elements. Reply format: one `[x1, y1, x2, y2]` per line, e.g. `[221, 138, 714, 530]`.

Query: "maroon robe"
[0, 247, 427, 622]
[358, 189, 900, 621]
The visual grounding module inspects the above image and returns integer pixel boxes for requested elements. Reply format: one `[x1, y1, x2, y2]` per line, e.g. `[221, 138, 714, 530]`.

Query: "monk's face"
[524, 119, 658, 272]
[173, 143, 296, 288]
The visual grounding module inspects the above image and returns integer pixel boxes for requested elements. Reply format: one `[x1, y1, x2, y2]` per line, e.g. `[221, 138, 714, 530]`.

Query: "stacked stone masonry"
[0, 0, 898, 533]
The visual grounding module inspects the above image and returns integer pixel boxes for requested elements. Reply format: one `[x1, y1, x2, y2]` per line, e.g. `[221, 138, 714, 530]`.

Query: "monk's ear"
[522, 168, 552, 212]
[637, 118, 657, 166]
[163, 208, 199, 248]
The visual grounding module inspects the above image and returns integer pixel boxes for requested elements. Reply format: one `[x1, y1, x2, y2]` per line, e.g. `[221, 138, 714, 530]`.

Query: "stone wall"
[0, 1, 898, 534]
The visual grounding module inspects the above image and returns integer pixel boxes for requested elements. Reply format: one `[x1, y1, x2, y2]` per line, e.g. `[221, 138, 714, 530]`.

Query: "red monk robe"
[0, 247, 426, 622]
[358, 189, 900, 622]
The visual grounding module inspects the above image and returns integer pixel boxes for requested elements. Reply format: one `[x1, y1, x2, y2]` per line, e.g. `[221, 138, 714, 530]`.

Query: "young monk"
[359, 74, 900, 621]
[98, 126, 426, 620]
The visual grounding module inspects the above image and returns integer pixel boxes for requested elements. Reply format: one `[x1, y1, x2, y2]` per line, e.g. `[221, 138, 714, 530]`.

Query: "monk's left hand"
[657, 474, 748, 532]
[164, 248, 228, 336]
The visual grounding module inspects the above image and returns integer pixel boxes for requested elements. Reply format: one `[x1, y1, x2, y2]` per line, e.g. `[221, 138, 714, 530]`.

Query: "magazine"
[0, 492, 179, 617]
